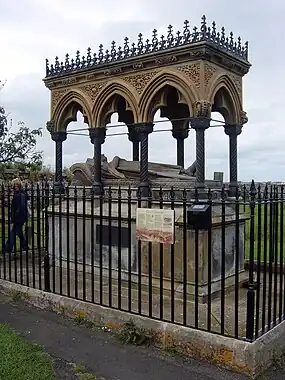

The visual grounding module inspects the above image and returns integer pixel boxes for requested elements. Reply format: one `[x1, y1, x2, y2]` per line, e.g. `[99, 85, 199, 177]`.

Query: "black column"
[224, 124, 242, 196]
[134, 123, 154, 197]
[51, 131, 67, 194]
[190, 117, 210, 187]
[128, 127, 140, 161]
[172, 124, 189, 168]
[89, 127, 106, 195]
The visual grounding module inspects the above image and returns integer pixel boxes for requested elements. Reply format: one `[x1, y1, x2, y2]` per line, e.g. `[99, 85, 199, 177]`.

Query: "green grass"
[243, 202, 285, 262]
[0, 324, 55, 380]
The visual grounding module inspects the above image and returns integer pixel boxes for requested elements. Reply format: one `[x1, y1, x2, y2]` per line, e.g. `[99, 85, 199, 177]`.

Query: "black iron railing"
[0, 181, 284, 342]
[45, 16, 249, 78]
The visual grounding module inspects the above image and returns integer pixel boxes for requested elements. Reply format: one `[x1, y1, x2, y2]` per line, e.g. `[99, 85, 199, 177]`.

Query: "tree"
[0, 82, 43, 167]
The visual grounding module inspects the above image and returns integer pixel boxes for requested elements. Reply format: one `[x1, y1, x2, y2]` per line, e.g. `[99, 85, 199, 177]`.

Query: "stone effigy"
[70, 154, 197, 187]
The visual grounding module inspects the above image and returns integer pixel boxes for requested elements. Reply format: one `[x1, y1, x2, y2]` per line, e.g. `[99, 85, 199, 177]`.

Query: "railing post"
[43, 182, 50, 292]
[246, 179, 257, 341]
[44, 253, 51, 292]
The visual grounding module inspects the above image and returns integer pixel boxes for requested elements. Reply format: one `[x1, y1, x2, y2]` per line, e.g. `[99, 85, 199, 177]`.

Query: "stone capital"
[46, 120, 55, 134]
[193, 100, 212, 118]
[171, 119, 189, 140]
[89, 127, 106, 145]
[224, 124, 242, 137]
[128, 126, 141, 143]
[51, 131, 67, 143]
[133, 122, 154, 140]
[172, 128, 189, 140]
[239, 110, 248, 125]
[190, 117, 210, 130]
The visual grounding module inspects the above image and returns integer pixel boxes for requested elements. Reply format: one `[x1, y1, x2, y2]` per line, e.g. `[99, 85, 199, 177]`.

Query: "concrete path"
[0, 295, 282, 379]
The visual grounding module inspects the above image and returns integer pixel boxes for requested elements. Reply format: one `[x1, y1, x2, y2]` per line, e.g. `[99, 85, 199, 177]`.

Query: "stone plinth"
[48, 200, 138, 275]
[141, 204, 247, 302]
[48, 199, 247, 302]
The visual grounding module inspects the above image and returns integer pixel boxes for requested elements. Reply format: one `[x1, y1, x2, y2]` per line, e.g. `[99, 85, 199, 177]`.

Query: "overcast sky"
[0, 0, 283, 182]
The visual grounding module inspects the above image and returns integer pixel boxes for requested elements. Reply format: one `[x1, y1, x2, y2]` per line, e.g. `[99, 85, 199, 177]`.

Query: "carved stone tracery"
[51, 89, 68, 109]
[228, 73, 243, 98]
[176, 63, 200, 89]
[123, 71, 158, 95]
[80, 82, 108, 103]
[204, 63, 217, 88]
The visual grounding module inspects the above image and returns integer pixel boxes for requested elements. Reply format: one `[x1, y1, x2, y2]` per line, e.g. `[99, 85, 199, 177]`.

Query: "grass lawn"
[243, 202, 285, 262]
[0, 324, 55, 380]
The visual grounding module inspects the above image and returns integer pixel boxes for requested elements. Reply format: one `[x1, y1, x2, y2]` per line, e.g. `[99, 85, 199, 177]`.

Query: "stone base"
[48, 198, 247, 304]
[52, 257, 248, 304]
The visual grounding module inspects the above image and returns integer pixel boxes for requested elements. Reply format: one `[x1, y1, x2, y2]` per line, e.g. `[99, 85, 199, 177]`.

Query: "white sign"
[136, 208, 175, 244]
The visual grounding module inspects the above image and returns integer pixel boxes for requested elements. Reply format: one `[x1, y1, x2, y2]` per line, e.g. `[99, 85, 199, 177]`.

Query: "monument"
[44, 15, 250, 301]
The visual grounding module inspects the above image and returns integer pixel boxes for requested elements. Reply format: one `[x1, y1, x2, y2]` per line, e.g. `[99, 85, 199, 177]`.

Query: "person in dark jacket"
[5, 178, 29, 257]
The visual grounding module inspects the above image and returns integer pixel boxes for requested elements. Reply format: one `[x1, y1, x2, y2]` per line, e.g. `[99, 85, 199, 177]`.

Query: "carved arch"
[207, 74, 242, 125]
[139, 70, 199, 122]
[52, 89, 93, 132]
[92, 80, 139, 127]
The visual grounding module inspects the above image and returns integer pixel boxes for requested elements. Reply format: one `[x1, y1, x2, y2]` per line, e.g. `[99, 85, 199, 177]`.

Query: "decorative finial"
[244, 41, 249, 58]
[152, 29, 158, 50]
[75, 51, 80, 67]
[86, 48, 92, 65]
[145, 38, 151, 53]
[124, 37, 129, 57]
[104, 49, 110, 63]
[211, 21, 216, 41]
[160, 35, 166, 49]
[167, 25, 174, 46]
[117, 46, 122, 59]
[110, 41, 116, 61]
[192, 26, 198, 42]
[183, 20, 190, 42]
[237, 37, 241, 53]
[221, 27, 225, 43]
[81, 56, 86, 68]
[92, 52, 97, 65]
[137, 33, 144, 54]
[65, 53, 70, 68]
[200, 15, 207, 39]
[131, 42, 136, 56]
[176, 30, 181, 45]
[98, 44, 104, 62]
[55, 56, 60, 72]
[45, 59, 49, 74]
[229, 31, 234, 49]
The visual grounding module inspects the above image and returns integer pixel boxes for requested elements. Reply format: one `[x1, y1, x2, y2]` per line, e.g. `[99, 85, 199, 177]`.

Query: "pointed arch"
[139, 70, 199, 122]
[52, 89, 93, 132]
[92, 80, 139, 127]
[207, 74, 242, 124]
